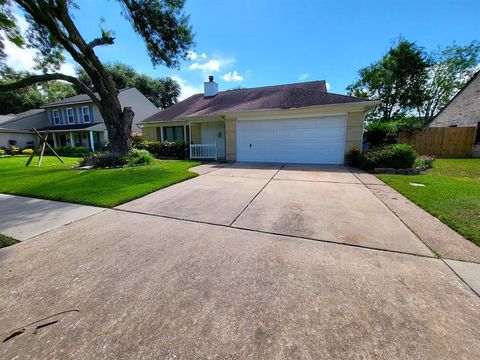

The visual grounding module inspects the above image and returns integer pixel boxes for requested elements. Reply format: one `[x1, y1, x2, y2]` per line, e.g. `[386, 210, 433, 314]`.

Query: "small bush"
[21, 148, 34, 155]
[128, 149, 154, 165]
[0, 149, 5, 156]
[9, 146, 20, 155]
[414, 155, 435, 169]
[131, 135, 145, 149]
[344, 147, 362, 167]
[145, 140, 188, 159]
[80, 152, 128, 168]
[364, 121, 393, 147]
[46, 146, 90, 157]
[361, 144, 417, 170]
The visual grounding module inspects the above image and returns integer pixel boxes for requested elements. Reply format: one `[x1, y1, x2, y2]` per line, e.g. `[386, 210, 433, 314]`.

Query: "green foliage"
[131, 135, 145, 149]
[9, 145, 19, 155]
[0, 233, 18, 249]
[363, 121, 394, 147]
[414, 155, 435, 169]
[0, 67, 76, 114]
[0, 148, 5, 155]
[46, 146, 90, 157]
[361, 144, 417, 170]
[347, 38, 429, 122]
[0, 0, 24, 66]
[80, 152, 128, 168]
[143, 140, 188, 159]
[128, 149, 154, 165]
[21, 148, 34, 155]
[420, 41, 480, 123]
[378, 159, 480, 246]
[76, 63, 180, 108]
[120, 0, 194, 68]
[0, 156, 200, 207]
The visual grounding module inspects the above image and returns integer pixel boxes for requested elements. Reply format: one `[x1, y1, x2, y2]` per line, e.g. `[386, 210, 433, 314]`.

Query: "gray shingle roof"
[42, 88, 132, 108]
[141, 80, 372, 123]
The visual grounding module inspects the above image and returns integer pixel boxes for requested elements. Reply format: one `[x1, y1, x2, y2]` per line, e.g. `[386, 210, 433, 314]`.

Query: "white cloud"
[326, 82, 331, 91]
[171, 75, 203, 101]
[186, 51, 207, 60]
[189, 59, 222, 72]
[3, 13, 77, 76]
[221, 70, 243, 82]
[299, 73, 309, 81]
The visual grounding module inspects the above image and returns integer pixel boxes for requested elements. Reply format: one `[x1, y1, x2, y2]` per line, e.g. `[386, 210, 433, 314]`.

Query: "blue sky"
[7, 0, 480, 100]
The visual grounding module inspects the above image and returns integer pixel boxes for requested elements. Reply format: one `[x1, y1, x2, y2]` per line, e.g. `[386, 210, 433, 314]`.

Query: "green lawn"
[0, 234, 18, 249]
[378, 158, 480, 247]
[0, 156, 201, 207]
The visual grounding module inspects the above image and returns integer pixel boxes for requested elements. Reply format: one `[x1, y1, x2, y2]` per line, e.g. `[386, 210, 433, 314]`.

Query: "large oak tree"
[0, 0, 194, 155]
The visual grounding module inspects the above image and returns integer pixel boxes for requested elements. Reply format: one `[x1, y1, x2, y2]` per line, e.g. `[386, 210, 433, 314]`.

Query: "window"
[67, 108, 74, 124]
[163, 126, 184, 141]
[52, 110, 60, 125]
[82, 106, 90, 123]
[475, 122, 480, 144]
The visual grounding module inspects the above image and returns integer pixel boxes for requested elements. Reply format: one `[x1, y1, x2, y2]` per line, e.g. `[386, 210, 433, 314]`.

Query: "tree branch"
[88, 36, 115, 48]
[0, 73, 100, 107]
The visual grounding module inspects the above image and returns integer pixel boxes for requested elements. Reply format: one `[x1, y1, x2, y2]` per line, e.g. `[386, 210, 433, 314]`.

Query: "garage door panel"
[237, 116, 346, 164]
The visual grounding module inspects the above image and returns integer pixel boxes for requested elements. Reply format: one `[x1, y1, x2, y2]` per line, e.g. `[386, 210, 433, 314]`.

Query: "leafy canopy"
[76, 63, 180, 109]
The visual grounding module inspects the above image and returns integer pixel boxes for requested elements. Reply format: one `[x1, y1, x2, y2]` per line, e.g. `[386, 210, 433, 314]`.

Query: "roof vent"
[204, 75, 218, 97]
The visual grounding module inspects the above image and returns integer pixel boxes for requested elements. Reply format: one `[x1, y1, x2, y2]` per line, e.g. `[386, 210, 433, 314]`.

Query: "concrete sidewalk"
[0, 194, 104, 241]
[1, 210, 479, 359]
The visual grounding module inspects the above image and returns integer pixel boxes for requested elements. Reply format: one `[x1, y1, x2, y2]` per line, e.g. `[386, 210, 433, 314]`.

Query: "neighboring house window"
[475, 122, 480, 144]
[163, 126, 184, 141]
[67, 108, 75, 124]
[82, 106, 90, 123]
[52, 110, 60, 125]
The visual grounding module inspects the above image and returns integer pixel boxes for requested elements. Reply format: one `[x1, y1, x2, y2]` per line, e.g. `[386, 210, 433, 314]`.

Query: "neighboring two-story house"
[0, 88, 158, 150]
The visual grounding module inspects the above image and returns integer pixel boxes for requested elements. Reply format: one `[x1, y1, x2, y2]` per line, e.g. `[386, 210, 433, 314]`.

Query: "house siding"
[225, 118, 237, 161]
[345, 111, 364, 153]
[142, 126, 156, 140]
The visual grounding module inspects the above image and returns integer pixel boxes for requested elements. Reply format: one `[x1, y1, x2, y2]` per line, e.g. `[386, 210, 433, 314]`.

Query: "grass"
[378, 158, 480, 247]
[0, 234, 18, 249]
[0, 156, 201, 207]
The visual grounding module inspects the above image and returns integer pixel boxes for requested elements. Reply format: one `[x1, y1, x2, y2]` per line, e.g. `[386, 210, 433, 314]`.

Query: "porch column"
[89, 130, 95, 152]
[103, 130, 108, 144]
[69, 132, 74, 147]
[160, 126, 164, 141]
[188, 122, 192, 159]
[52, 134, 58, 147]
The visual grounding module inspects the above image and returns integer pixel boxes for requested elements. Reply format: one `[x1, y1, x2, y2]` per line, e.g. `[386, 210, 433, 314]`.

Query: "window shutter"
[88, 105, 94, 123]
[73, 108, 78, 123]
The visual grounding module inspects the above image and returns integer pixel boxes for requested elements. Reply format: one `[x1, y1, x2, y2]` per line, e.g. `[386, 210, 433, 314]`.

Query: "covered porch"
[152, 119, 226, 160]
[38, 123, 108, 152]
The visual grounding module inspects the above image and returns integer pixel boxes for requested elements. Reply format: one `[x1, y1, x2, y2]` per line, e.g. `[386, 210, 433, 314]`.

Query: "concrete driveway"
[1, 163, 480, 359]
[119, 163, 431, 255]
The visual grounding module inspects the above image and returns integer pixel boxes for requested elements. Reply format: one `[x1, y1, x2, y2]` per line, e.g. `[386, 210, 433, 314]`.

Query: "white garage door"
[237, 115, 347, 164]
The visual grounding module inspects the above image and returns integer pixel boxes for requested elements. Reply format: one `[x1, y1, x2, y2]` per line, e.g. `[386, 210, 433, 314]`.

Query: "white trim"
[69, 131, 74, 147]
[82, 106, 91, 123]
[66, 108, 75, 124]
[52, 109, 60, 125]
[89, 130, 95, 152]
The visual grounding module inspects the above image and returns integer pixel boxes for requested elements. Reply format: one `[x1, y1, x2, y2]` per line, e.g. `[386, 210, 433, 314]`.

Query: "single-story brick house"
[140, 77, 377, 164]
[429, 70, 480, 157]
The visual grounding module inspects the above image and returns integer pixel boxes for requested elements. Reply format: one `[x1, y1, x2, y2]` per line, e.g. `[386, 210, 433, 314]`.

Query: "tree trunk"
[98, 97, 134, 155]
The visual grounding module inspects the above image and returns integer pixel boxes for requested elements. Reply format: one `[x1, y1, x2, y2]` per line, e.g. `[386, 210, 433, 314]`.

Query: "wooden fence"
[398, 127, 476, 157]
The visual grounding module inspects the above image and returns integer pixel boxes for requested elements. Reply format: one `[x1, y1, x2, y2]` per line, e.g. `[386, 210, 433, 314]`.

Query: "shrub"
[344, 147, 362, 167]
[414, 155, 435, 169]
[0, 149, 5, 156]
[361, 144, 417, 170]
[131, 135, 145, 149]
[364, 121, 393, 147]
[46, 146, 90, 157]
[21, 148, 34, 155]
[128, 149, 154, 165]
[80, 152, 128, 168]
[9, 146, 20, 155]
[145, 140, 188, 159]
